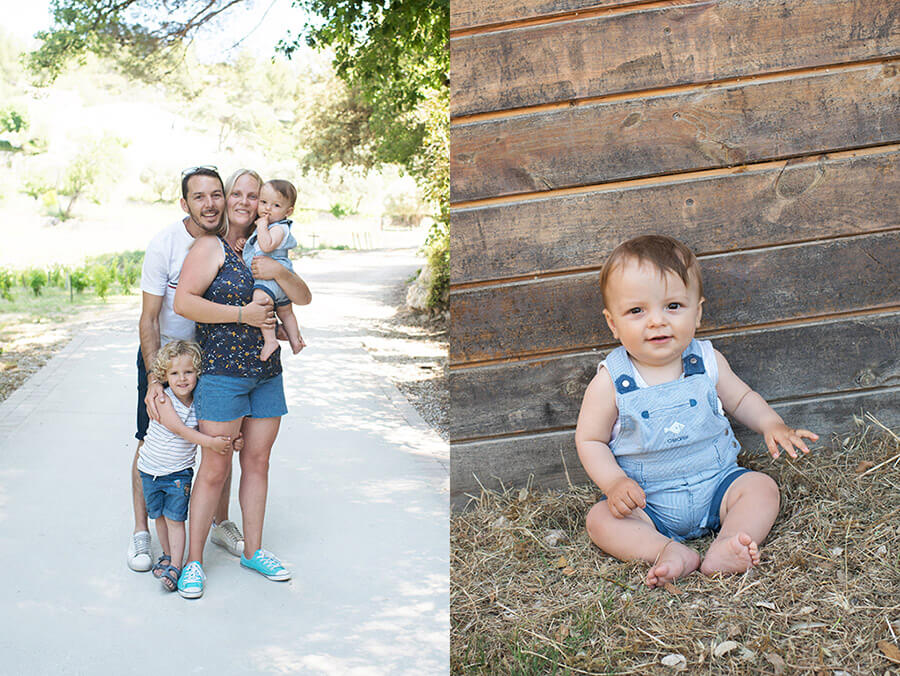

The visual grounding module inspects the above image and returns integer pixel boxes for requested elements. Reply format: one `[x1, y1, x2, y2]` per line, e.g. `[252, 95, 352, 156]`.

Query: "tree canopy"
[28, 0, 449, 194]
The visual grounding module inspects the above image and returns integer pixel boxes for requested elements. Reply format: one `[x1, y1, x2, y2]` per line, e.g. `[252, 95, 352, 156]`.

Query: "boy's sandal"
[160, 565, 181, 592]
[151, 554, 172, 578]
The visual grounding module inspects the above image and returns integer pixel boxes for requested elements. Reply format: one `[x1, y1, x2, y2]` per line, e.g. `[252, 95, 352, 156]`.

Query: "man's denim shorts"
[195, 373, 287, 422]
[140, 468, 193, 521]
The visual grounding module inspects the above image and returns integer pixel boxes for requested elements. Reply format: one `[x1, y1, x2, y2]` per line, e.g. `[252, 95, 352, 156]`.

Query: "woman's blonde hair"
[223, 168, 264, 237]
[152, 340, 203, 384]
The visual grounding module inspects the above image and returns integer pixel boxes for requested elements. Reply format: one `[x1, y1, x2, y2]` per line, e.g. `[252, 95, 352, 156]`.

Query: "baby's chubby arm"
[157, 398, 234, 454]
[714, 349, 818, 459]
[575, 367, 646, 518]
[253, 217, 286, 254]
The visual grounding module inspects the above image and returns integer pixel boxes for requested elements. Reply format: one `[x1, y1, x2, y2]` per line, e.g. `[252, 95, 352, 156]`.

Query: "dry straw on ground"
[451, 416, 900, 675]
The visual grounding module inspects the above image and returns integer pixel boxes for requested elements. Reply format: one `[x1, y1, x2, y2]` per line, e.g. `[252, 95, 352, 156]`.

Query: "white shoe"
[210, 520, 244, 557]
[128, 530, 152, 571]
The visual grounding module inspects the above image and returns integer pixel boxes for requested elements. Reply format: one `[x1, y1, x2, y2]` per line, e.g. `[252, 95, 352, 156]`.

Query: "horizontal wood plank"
[450, 386, 900, 506]
[451, 0, 638, 32]
[450, 312, 900, 440]
[451, 63, 900, 202]
[451, 0, 900, 116]
[450, 231, 900, 364]
[451, 149, 900, 284]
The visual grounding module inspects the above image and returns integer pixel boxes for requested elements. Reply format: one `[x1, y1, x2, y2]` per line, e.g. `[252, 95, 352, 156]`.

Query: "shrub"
[48, 265, 66, 288]
[0, 268, 14, 301]
[26, 268, 47, 296]
[424, 227, 449, 310]
[69, 267, 89, 293]
[90, 264, 114, 300]
[118, 260, 140, 294]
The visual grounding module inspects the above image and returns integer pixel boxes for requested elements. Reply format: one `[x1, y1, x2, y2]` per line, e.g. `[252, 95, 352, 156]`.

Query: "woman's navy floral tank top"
[196, 237, 281, 378]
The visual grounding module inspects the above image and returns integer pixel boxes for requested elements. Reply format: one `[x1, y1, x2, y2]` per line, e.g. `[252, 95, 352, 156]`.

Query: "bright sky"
[0, 0, 309, 62]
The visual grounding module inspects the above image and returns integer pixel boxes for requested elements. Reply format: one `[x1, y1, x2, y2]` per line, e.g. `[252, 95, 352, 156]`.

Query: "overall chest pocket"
[637, 397, 708, 452]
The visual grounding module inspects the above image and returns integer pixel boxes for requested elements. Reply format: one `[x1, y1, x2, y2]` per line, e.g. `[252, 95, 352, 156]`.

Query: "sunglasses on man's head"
[181, 165, 219, 177]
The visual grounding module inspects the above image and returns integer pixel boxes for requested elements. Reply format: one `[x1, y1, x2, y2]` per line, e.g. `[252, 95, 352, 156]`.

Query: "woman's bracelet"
[237, 306, 243, 325]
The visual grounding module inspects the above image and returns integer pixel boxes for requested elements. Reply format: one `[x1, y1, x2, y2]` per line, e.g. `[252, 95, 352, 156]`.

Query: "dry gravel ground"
[0, 299, 136, 403]
[359, 274, 449, 440]
[451, 417, 900, 675]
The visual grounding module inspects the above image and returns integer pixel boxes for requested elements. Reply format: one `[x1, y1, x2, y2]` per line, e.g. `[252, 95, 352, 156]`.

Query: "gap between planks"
[450, 223, 900, 292]
[450, 144, 900, 212]
[450, 384, 900, 445]
[448, 306, 900, 370]
[451, 56, 900, 126]
[450, 0, 676, 37]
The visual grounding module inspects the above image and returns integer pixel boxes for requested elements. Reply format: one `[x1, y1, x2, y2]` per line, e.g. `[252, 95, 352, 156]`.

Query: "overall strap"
[682, 339, 705, 376]
[604, 346, 640, 394]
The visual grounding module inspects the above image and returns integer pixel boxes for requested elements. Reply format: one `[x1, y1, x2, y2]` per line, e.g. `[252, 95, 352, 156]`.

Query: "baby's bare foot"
[260, 340, 279, 362]
[646, 541, 701, 588]
[700, 532, 760, 575]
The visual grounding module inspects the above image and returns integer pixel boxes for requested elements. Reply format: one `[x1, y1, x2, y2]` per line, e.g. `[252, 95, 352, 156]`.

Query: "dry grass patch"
[451, 419, 900, 675]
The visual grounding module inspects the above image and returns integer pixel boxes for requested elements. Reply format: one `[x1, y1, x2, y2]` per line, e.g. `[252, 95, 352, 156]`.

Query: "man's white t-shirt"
[140, 220, 196, 345]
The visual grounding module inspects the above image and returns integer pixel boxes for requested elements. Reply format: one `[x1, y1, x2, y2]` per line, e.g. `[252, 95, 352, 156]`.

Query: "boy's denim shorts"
[195, 373, 287, 422]
[140, 468, 193, 521]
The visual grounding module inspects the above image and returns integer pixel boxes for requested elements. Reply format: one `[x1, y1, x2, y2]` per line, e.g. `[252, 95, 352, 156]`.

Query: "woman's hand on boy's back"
[605, 476, 647, 518]
[762, 421, 818, 460]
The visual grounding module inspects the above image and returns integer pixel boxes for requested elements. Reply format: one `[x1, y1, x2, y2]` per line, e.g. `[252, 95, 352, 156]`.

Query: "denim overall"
[605, 339, 748, 541]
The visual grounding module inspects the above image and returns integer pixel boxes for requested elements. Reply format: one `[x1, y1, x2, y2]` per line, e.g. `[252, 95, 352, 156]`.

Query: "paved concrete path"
[0, 249, 449, 675]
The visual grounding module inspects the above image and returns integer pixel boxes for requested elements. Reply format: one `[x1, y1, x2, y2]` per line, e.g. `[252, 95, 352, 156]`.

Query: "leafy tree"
[57, 133, 127, 219]
[30, 0, 450, 306]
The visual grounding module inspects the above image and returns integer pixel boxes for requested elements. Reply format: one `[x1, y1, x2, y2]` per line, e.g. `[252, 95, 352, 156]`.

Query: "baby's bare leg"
[586, 501, 700, 587]
[275, 304, 304, 354]
[701, 471, 780, 575]
[253, 289, 279, 361]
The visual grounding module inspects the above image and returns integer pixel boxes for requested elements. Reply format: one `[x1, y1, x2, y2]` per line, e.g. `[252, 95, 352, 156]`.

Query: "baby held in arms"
[575, 235, 817, 587]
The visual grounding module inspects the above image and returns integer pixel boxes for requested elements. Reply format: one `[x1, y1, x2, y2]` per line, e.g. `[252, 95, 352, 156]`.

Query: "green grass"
[0, 284, 135, 327]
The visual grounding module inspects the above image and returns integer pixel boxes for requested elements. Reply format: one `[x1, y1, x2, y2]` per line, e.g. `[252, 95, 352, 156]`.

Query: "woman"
[173, 169, 312, 598]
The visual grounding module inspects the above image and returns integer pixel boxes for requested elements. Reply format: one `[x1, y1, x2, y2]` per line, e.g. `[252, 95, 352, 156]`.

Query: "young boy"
[575, 235, 818, 588]
[240, 179, 305, 361]
[138, 340, 239, 593]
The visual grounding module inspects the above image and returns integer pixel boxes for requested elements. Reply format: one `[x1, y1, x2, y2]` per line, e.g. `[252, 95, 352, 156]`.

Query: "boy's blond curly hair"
[151, 340, 202, 384]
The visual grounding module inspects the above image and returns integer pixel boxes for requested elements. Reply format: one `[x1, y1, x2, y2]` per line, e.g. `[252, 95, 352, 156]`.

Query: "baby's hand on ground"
[763, 423, 818, 459]
[208, 436, 232, 455]
[605, 476, 646, 518]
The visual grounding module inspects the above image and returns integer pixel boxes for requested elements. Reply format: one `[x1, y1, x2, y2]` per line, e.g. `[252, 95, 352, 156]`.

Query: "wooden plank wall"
[449, 0, 900, 507]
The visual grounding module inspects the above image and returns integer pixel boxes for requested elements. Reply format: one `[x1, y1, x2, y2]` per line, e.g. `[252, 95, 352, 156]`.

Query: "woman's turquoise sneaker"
[177, 561, 206, 598]
[240, 549, 291, 581]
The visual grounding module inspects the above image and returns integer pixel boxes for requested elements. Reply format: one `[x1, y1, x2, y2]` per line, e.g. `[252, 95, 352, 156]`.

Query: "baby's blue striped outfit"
[604, 339, 748, 541]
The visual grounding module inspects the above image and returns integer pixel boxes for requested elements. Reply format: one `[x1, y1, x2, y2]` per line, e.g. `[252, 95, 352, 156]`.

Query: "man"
[128, 166, 249, 570]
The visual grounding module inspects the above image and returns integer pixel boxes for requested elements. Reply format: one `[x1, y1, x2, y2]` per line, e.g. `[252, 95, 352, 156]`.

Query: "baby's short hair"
[265, 179, 297, 208]
[600, 235, 703, 306]
[152, 340, 202, 384]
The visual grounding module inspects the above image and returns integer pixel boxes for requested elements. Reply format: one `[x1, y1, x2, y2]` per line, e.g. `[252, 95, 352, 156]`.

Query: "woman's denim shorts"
[195, 373, 287, 422]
